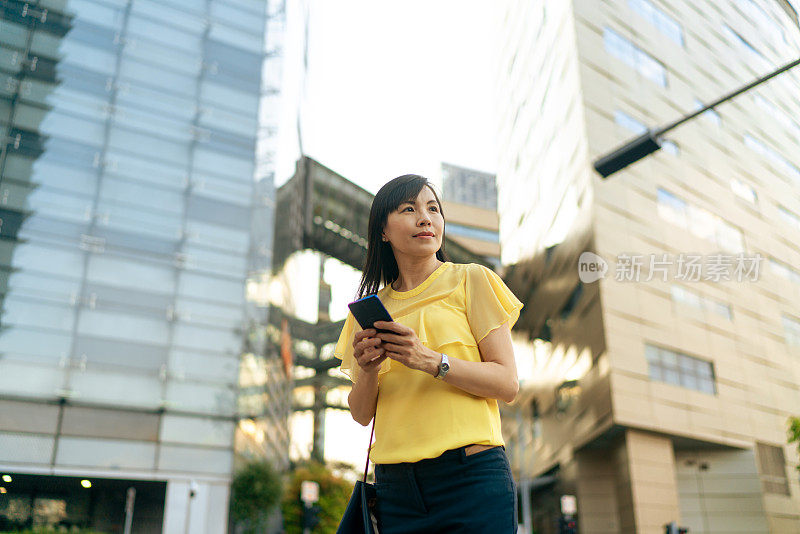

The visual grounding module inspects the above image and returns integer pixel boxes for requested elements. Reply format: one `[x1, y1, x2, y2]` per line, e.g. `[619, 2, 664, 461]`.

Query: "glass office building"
[0, 0, 283, 531]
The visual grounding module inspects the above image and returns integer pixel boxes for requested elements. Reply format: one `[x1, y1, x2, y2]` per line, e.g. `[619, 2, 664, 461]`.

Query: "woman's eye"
[429, 206, 439, 212]
[402, 206, 413, 212]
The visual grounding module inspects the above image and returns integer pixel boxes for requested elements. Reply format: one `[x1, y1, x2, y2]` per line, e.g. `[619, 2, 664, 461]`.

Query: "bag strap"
[362, 415, 375, 483]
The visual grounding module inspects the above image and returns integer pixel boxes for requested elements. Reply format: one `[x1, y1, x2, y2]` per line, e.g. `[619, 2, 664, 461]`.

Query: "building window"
[783, 314, 800, 347]
[670, 285, 733, 320]
[722, 24, 765, 60]
[657, 188, 745, 252]
[778, 205, 800, 231]
[645, 344, 716, 394]
[744, 134, 800, 185]
[733, 0, 790, 50]
[603, 27, 667, 87]
[615, 110, 647, 134]
[628, 0, 684, 45]
[756, 442, 790, 495]
[753, 95, 800, 140]
[661, 140, 680, 156]
[446, 223, 500, 243]
[693, 98, 721, 126]
[730, 178, 757, 204]
[656, 188, 687, 228]
[770, 259, 800, 285]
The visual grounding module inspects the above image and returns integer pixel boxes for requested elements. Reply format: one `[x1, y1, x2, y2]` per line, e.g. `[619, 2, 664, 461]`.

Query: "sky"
[273, 1, 505, 468]
[275, 0, 500, 191]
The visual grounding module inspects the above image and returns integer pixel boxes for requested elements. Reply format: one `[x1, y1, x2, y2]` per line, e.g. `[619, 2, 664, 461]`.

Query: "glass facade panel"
[0, 327, 73, 361]
[178, 272, 245, 305]
[61, 406, 160, 441]
[0, 432, 55, 464]
[68, 369, 163, 409]
[86, 255, 175, 294]
[77, 308, 170, 345]
[127, 15, 201, 52]
[0, 362, 64, 397]
[158, 445, 233, 474]
[56, 437, 157, 469]
[160, 415, 234, 447]
[1, 296, 75, 332]
[165, 382, 236, 415]
[173, 323, 240, 353]
[0, 400, 60, 434]
[169, 349, 239, 384]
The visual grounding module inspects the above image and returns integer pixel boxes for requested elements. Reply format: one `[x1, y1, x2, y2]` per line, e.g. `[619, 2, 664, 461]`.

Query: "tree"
[789, 416, 800, 472]
[282, 462, 353, 534]
[230, 460, 283, 534]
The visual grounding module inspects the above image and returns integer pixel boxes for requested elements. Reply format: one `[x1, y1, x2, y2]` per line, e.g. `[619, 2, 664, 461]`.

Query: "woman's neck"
[391, 255, 444, 292]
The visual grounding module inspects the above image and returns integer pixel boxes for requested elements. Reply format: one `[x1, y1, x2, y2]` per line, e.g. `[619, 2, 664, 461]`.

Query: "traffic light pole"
[594, 55, 800, 178]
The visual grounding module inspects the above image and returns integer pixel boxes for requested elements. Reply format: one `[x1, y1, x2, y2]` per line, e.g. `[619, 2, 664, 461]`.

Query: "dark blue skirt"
[374, 446, 517, 533]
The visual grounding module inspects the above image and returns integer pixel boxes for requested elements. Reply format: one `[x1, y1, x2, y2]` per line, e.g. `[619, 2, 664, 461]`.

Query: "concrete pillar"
[615, 429, 680, 534]
[575, 448, 621, 533]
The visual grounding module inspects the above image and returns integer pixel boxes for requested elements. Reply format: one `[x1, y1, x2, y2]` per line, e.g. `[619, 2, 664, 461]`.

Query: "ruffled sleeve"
[333, 311, 390, 382]
[465, 264, 524, 343]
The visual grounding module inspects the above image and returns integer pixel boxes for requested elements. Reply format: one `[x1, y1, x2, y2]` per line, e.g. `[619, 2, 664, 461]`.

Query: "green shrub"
[281, 462, 353, 534]
[230, 459, 283, 534]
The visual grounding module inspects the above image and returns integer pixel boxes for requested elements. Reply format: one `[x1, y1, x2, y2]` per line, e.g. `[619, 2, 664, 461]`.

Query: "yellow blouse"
[334, 262, 523, 464]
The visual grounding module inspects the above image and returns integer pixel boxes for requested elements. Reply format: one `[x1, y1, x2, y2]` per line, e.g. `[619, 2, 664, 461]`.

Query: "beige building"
[496, 0, 800, 532]
[441, 163, 502, 265]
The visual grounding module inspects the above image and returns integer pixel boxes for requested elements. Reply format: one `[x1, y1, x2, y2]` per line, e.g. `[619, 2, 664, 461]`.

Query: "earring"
[381, 236, 388, 242]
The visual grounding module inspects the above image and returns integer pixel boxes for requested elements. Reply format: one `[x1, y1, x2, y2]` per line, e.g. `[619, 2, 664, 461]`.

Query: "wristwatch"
[435, 353, 450, 380]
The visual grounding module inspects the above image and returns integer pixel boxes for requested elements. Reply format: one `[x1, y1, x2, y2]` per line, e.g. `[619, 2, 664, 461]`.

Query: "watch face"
[441, 362, 450, 372]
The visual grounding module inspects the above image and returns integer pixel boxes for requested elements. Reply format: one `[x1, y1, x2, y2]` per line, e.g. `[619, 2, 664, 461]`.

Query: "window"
[670, 285, 733, 319]
[722, 24, 766, 63]
[731, 178, 757, 204]
[645, 344, 716, 394]
[614, 110, 647, 134]
[661, 140, 680, 156]
[783, 314, 800, 347]
[744, 134, 800, 185]
[756, 442, 790, 495]
[693, 98, 721, 126]
[770, 259, 800, 284]
[657, 188, 745, 251]
[734, 0, 790, 50]
[446, 223, 500, 243]
[753, 95, 800, 141]
[628, 0, 684, 45]
[777, 206, 800, 231]
[657, 188, 687, 228]
[603, 28, 667, 86]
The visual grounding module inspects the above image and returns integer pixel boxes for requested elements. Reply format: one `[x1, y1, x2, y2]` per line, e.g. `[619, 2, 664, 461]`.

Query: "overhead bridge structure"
[273, 156, 494, 274]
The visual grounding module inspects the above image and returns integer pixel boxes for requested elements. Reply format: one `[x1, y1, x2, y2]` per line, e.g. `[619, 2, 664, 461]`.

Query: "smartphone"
[347, 294, 393, 333]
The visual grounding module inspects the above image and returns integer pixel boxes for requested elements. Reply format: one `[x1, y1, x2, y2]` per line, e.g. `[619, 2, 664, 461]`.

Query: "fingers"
[373, 321, 408, 334]
[354, 337, 382, 356]
[376, 332, 405, 344]
[352, 328, 377, 346]
[381, 343, 404, 354]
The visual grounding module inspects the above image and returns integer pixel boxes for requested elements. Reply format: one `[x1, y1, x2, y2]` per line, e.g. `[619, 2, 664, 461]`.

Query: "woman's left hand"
[373, 321, 439, 376]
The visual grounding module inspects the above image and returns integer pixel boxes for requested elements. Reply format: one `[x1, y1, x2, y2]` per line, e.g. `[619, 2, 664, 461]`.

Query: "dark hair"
[357, 175, 449, 297]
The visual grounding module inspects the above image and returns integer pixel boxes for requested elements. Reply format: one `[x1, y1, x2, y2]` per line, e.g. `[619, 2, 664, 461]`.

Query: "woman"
[334, 174, 523, 533]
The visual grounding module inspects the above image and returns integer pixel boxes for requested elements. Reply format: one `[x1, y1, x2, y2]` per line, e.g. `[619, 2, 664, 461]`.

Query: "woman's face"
[382, 186, 444, 259]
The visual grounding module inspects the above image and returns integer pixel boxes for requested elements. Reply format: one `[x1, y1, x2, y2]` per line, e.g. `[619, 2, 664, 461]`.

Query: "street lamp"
[594, 55, 800, 178]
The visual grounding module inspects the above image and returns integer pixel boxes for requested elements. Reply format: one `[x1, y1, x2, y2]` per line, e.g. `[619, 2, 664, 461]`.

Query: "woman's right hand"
[353, 328, 387, 374]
